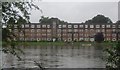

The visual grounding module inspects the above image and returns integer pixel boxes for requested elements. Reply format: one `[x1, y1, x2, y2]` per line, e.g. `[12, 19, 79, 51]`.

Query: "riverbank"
[12, 41, 116, 47]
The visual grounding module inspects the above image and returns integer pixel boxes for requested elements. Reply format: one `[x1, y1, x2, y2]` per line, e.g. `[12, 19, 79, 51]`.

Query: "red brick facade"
[13, 22, 120, 42]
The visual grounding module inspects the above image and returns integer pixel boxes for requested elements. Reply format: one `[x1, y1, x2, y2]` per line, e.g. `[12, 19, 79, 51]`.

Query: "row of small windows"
[14, 24, 120, 28]
[58, 24, 119, 28]
[14, 25, 51, 28]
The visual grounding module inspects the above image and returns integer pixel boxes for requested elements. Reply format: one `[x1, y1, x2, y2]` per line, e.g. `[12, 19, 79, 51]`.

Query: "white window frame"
[106, 25, 111, 28]
[58, 25, 62, 28]
[31, 25, 35, 28]
[68, 25, 72, 28]
[63, 25, 66, 28]
[74, 25, 78, 28]
[90, 25, 94, 28]
[37, 25, 41, 28]
[85, 25, 88, 28]
[96, 25, 100, 28]
[102, 25, 105, 28]
[79, 25, 83, 28]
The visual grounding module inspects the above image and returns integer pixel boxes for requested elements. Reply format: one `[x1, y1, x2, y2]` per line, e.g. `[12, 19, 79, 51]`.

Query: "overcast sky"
[29, 1, 119, 23]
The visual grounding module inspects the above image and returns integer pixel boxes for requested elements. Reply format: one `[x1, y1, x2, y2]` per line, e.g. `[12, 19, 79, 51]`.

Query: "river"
[1, 44, 106, 69]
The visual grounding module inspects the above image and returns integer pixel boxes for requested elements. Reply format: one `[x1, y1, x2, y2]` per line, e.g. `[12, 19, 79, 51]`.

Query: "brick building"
[13, 21, 120, 42]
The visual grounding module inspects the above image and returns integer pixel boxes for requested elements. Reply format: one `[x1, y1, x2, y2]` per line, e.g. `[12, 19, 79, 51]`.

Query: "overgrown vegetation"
[2, 1, 41, 60]
[105, 41, 120, 69]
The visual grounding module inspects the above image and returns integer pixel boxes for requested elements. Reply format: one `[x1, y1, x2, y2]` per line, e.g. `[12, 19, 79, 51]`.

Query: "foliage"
[94, 32, 104, 43]
[116, 20, 120, 24]
[105, 41, 120, 68]
[2, 2, 40, 60]
[85, 14, 113, 23]
[39, 16, 68, 24]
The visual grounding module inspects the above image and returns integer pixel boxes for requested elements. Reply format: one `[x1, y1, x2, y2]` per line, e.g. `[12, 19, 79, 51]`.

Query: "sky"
[29, 0, 119, 23]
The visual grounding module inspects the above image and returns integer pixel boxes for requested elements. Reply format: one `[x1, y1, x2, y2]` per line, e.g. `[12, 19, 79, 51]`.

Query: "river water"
[1, 44, 106, 68]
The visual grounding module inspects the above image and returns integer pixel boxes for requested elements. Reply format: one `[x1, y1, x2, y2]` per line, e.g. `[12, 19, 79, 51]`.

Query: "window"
[96, 29, 100, 32]
[31, 29, 34, 32]
[68, 25, 72, 28]
[37, 25, 41, 28]
[58, 29, 61, 32]
[68, 29, 72, 32]
[79, 25, 83, 28]
[47, 25, 50, 28]
[14, 29, 18, 32]
[25, 25, 29, 28]
[47, 29, 51, 32]
[90, 25, 94, 28]
[85, 29, 88, 32]
[102, 29, 105, 32]
[37, 29, 41, 32]
[42, 25, 46, 28]
[112, 25, 116, 28]
[31, 25, 35, 28]
[74, 25, 78, 28]
[112, 29, 116, 32]
[47, 34, 51, 36]
[74, 29, 78, 32]
[96, 25, 100, 28]
[119, 25, 120, 28]
[63, 25, 66, 28]
[85, 25, 88, 28]
[14, 25, 17, 28]
[25, 29, 29, 32]
[63, 29, 66, 32]
[102, 25, 105, 28]
[79, 29, 83, 32]
[106, 25, 111, 28]
[58, 25, 62, 28]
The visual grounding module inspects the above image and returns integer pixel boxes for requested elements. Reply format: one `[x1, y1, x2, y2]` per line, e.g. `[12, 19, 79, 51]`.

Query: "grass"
[13, 41, 116, 47]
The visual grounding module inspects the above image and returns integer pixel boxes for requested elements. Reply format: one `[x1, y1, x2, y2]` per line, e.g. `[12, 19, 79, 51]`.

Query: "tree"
[94, 32, 104, 43]
[2, 2, 41, 60]
[39, 16, 68, 24]
[85, 14, 113, 24]
[116, 20, 120, 24]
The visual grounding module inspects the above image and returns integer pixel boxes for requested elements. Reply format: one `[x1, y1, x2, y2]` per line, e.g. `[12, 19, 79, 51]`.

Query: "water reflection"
[2, 44, 105, 68]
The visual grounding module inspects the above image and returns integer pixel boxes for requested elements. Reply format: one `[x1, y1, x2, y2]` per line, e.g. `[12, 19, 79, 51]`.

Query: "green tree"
[39, 16, 68, 24]
[116, 20, 120, 24]
[2, 2, 41, 60]
[85, 14, 113, 23]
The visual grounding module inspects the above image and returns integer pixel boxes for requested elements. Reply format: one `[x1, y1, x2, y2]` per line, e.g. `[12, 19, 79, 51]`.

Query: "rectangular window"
[47, 25, 50, 28]
[74, 29, 78, 32]
[42, 25, 46, 28]
[68, 29, 72, 32]
[58, 25, 62, 28]
[37, 25, 41, 28]
[79, 25, 83, 28]
[90, 25, 94, 28]
[106, 25, 111, 28]
[102, 25, 105, 28]
[25, 25, 29, 28]
[119, 25, 120, 28]
[74, 25, 78, 28]
[96, 25, 100, 28]
[31, 25, 35, 28]
[63, 25, 66, 28]
[14, 25, 17, 28]
[47, 29, 51, 32]
[31, 29, 34, 32]
[68, 25, 72, 28]
[112, 25, 116, 28]
[85, 25, 88, 28]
